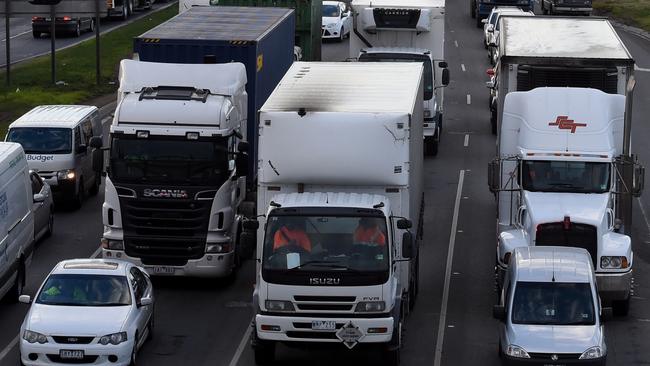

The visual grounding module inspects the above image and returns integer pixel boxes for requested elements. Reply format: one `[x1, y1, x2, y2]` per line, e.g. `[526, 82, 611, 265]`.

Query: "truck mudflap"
[254, 314, 394, 347]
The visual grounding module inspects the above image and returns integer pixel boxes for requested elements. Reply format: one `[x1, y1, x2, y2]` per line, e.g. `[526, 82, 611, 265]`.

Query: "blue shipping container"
[134, 6, 295, 181]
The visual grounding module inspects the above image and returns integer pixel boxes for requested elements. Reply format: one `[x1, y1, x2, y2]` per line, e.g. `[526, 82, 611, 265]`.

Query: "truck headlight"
[265, 300, 295, 312]
[99, 332, 128, 345]
[600, 256, 628, 269]
[579, 346, 603, 359]
[101, 238, 124, 250]
[206, 243, 232, 253]
[57, 169, 75, 180]
[505, 345, 530, 358]
[355, 301, 385, 312]
[23, 330, 48, 344]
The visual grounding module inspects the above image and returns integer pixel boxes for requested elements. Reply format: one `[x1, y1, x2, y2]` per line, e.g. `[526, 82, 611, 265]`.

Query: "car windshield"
[511, 282, 595, 325]
[358, 53, 434, 100]
[323, 4, 340, 17]
[521, 160, 610, 193]
[36, 274, 131, 306]
[7, 127, 72, 154]
[109, 136, 229, 186]
[263, 215, 389, 273]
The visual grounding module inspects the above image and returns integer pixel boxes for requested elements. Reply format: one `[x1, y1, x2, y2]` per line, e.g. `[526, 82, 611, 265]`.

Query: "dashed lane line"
[464, 134, 469, 147]
[461, 64, 466, 72]
[466, 94, 471, 105]
[228, 318, 254, 366]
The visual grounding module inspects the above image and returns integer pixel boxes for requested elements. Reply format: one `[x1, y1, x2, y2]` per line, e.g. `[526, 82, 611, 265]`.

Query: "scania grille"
[535, 222, 598, 265]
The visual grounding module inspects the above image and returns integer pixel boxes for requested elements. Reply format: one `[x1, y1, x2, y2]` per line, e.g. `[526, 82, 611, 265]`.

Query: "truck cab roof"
[269, 192, 391, 215]
[360, 47, 431, 56]
[512, 246, 594, 284]
[352, 0, 444, 8]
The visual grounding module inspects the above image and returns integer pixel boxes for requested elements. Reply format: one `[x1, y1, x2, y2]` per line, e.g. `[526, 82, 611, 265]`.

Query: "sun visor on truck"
[117, 59, 247, 96]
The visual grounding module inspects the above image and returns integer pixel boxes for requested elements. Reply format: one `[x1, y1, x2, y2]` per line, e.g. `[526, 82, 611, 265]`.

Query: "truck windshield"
[262, 215, 389, 273]
[323, 4, 340, 17]
[358, 53, 434, 100]
[521, 160, 610, 193]
[7, 127, 72, 154]
[109, 136, 229, 186]
[511, 282, 595, 325]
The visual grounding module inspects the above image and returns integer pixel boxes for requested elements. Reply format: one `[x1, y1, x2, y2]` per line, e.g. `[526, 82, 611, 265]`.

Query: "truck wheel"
[32, 30, 40, 38]
[424, 136, 438, 157]
[491, 110, 497, 135]
[72, 178, 85, 209]
[384, 320, 402, 366]
[253, 339, 276, 365]
[613, 297, 630, 316]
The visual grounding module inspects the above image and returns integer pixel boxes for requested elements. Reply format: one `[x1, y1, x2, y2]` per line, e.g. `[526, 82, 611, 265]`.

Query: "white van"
[6, 105, 104, 208]
[0, 142, 35, 302]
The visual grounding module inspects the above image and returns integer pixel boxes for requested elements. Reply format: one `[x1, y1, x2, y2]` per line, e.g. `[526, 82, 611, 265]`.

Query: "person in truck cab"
[273, 218, 312, 252]
[353, 217, 386, 246]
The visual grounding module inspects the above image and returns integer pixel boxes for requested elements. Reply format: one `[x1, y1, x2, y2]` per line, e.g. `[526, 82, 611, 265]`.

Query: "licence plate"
[151, 266, 175, 275]
[59, 350, 84, 359]
[311, 320, 336, 330]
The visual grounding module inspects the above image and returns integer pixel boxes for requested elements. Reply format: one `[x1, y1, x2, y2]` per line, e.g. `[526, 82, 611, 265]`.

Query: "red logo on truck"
[548, 116, 587, 133]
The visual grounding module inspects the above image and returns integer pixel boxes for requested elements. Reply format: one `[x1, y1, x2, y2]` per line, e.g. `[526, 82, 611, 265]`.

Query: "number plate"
[59, 350, 84, 359]
[150, 266, 175, 275]
[311, 320, 336, 330]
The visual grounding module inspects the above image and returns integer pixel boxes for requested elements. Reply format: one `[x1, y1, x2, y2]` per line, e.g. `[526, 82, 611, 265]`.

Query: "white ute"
[489, 87, 644, 316]
[248, 62, 424, 365]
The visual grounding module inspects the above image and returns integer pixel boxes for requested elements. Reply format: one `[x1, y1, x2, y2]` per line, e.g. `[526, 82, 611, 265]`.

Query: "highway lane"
[0, 1, 174, 68]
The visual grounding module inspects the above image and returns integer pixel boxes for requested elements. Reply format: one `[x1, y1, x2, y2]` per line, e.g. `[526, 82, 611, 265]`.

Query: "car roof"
[9, 105, 97, 129]
[512, 246, 594, 284]
[51, 259, 131, 276]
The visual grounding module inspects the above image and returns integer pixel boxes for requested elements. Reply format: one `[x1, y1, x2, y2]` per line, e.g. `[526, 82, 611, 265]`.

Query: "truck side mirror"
[401, 232, 414, 259]
[633, 163, 645, 197]
[601, 307, 613, 322]
[441, 68, 450, 86]
[237, 141, 249, 153]
[235, 154, 248, 177]
[492, 305, 506, 321]
[92, 149, 104, 173]
[438, 61, 448, 68]
[396, 218, 412, 230]
[488, 159, 500, 193]
[89, 136, 103, 149]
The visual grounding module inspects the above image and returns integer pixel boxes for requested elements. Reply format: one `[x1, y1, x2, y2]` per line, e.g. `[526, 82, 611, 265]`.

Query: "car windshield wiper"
[562, 320, 595, 325]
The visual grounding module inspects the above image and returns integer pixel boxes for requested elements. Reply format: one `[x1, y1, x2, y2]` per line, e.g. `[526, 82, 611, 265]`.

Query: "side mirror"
[492, 305, 506, 321]
[89, 136, 102, 149]
[19, 295, 31, 304]
[76, 144, 88, 154]
[235, 154, 248, 178]
[139, 296, 153, 307]
[243, 219, 259, 231]
[487, 24, 494, 32]
[92, 149, 104, 173]
[601, 307, 613, 322]
[441, 68, 450, 86]
[481, 19, 487, 24]
[488, 159, 500, 193]
[486, 80, 495, 89]
[401, 232, 414, 259]
[438, 61, 448, 68]
[237, 141, 249, 153]
[488, 42, 497, 48]
[33, 193, 45, 203]
[633, 163, 645, 197]
[396, 218, 412, 230]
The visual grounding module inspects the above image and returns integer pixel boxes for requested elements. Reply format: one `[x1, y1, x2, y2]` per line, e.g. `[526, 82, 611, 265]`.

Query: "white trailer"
[350, 0, 449, 156]
[248, 62, 424, 365]
[101, 60, 253, 278]
[488, 87, 644, 315]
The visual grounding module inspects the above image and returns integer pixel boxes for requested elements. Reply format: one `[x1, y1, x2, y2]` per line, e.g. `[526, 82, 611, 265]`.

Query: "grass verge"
[0, 4, 177, 132]
[594, 0, 650, 31]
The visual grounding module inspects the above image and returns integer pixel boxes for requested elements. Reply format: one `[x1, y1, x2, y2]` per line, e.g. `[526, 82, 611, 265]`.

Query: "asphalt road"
[0, 1, 174, 68]
[3, 0, 650, 365]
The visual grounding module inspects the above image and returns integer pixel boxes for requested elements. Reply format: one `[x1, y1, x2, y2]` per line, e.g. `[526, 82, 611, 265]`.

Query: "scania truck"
[350, 0, 449, 156]
[247, 62, 424, 365]
[488, 87, 644, 316]
[100, 60, 252, 278]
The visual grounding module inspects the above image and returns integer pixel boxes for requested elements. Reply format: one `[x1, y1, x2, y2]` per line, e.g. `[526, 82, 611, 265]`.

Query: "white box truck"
[488, 87, 644, 316]
[101, 60, 254, 278]
[350, 0, 449, 156]
[247, 62, 424, 365]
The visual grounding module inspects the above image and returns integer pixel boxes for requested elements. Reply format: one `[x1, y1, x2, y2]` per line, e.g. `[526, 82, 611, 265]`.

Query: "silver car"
[493, 246, 609, 365]
[30, 171, 54, 242]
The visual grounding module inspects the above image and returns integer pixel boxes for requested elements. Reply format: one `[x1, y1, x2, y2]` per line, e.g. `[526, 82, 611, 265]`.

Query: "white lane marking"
[463, 134, 469, 147]
[433, 170, 465, 366]
[466, 94, 471, 105]
[637, 197, 650, 236]
[636, 65, 650, 72]
[454, 40, 459, 48]
[0, 30, 32, 42]
[91, 246, 102, 259]
[228, 318, 254, 366]
[461, 64, 466, 72]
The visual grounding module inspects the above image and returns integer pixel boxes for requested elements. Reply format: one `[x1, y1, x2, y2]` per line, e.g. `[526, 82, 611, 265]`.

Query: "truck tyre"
[491, 110, 497, 135]
[613, 296, 630, 316]
[72, 178, 84, 209]
[424, 136, 438, 157]
[253, 339, 276, 365]
[384, 319, 402, 366]
[470, 0, 476, 18]
[32, 30, 40, 38]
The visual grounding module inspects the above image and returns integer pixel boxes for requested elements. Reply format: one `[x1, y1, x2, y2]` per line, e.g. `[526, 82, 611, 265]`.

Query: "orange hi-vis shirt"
[273, 227, 312, 251]
[354, 227, 386, 246]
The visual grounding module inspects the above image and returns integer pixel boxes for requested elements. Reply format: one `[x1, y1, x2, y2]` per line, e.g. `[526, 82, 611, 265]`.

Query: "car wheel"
[32, 30, 40, 38]
[147, 309, 155, 341]
[127, 0, 134, 16]
[74, 22, 81, 37]
[121, 2, 129, 20]
[45, 208, 54, 238]
[145, 0, 153, 10]
[129, 333, 138, 366]
[89, 18, 95, 33]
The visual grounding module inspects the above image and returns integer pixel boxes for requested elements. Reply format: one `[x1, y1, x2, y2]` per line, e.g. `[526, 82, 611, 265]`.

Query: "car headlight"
[600, 256, 628, 269]
[327, 23, 336, 29]
[579, 346, 603, 359]
[355, 301, 386, 313]
[206, 243, 232, 253]
[505, 345, 530, 358]
[99, 332, 128, 345]
[23, 330, 48, 344]
[57, 169, 75, 180]
[101, 238, 124, 250]
[265, 300, 295, 312]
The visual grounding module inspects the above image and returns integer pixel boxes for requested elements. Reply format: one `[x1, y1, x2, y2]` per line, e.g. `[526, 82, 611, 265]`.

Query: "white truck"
[101, 60, 254, 278]
[247, 62, 424, 365]
[488, 87, 644, 316]
[350, 0, 449, 156]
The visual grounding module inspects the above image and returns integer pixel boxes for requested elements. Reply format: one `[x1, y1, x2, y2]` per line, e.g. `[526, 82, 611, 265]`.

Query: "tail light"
[31, 16, 43, 21]
[62, 16, 72, 21]
[486, 68, 495, 76]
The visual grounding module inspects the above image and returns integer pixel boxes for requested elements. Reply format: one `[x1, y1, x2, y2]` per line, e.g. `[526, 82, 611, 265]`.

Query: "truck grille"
[535, 222, 598, 265]
[517, 65, 618, 94]
[293, 295, 357, 312]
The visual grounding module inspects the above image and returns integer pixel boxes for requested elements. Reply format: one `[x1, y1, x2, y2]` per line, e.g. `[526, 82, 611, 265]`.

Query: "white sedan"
[322, 1, 351, 41]
[19, 259, 154, 366]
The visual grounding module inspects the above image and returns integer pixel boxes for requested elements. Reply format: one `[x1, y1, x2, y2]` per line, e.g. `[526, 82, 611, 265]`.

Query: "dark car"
[32, 16, 94, 38]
